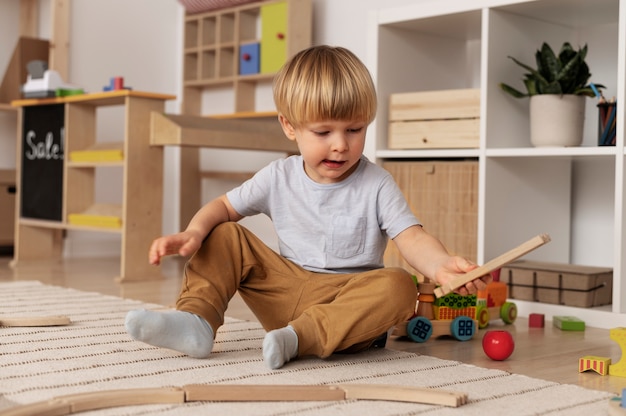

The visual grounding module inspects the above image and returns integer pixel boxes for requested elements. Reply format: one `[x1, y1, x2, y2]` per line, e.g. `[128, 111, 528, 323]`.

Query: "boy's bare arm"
[185, 194, 243, 238]
[392, 225, 489, 295]
[149, 195, 243, 265]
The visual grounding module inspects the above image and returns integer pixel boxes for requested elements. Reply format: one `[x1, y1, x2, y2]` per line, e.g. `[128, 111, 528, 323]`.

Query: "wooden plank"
[119, 96, 165, 281]
[340, 384, 467, 407]
[388, 119, 479, 149]
[50, 0, 71, 81]
[11, 90, 176, 108]
[64, 103, 96, 222]
[64, 388, 185, 413]
[150, 112, 299, 153]
[0, 315, 70, 327]
[434, 234, 552, 297]
[19, 0, 39, 37]
[184, 384, 346, 402]
[389, 89, 480, 121]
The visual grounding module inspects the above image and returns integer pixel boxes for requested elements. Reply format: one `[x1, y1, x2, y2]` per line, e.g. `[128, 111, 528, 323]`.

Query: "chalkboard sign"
[21, 104, 64, 221]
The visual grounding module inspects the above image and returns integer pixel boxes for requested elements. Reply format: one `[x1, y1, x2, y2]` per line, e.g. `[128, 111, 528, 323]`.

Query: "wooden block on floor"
[553, 316, 585, 331]
[529, 313, 545, 328]
[579, 355, 611, 375]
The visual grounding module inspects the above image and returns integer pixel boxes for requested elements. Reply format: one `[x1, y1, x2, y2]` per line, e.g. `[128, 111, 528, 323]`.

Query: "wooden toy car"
[393, 281, 477, 343]
[475, 270, 517, 328]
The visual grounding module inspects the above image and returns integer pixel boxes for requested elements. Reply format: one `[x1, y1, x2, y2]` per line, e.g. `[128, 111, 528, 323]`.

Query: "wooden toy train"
[393, 272, 517, 343]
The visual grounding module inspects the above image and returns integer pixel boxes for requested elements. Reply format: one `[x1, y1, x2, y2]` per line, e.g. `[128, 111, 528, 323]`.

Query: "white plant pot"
[529, 94, 586, 147]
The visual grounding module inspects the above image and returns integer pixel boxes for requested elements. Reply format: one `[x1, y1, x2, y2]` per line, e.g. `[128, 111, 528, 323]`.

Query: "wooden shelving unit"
[177, 0, 312, 228]
[366, 0, 626, 329]
[12, 90, 175, 281]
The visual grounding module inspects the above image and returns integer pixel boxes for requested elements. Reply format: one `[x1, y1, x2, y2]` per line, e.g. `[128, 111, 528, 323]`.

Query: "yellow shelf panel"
[67, 203, 122, 230]
[69, 142, 124, 163]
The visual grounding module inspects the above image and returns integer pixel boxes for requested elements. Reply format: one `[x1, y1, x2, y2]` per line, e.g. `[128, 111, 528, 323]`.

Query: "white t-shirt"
[226, 155, 420, 273]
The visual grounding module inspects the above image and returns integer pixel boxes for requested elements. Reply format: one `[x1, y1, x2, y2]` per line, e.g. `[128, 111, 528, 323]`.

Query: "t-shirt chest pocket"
[328, 216, 366, 258]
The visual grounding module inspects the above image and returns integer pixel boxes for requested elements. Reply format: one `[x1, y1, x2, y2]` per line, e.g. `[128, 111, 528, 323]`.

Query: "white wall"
[0, 0, 431, 257]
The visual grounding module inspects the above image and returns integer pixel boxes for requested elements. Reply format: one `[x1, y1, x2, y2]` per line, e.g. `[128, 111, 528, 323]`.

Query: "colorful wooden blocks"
[578, 355, 611, 375]
[553, 316, 585, 331]
[528, 313, 545, 328]
[610, 327, 626, 377]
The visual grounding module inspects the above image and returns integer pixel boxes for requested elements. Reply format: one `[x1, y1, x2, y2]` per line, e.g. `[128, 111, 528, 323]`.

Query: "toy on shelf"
[393, 281, 477, 343]
[610, 327, 626, 377]
[482, 330, 515, 361]
[475, 269, 517, 328]
[22, 60, 82, 98]
[578, 355, 611, 376]
[103, 76, 131, 92]
[553, 316, 585, 331]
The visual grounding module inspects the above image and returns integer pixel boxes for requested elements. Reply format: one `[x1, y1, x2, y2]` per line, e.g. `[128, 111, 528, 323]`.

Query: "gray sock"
[125, 309, 214, 358]
[262, 325, 298, 369]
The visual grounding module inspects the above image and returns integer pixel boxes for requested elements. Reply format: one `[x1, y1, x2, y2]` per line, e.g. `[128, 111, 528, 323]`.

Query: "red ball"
[482, 330, 515, 361]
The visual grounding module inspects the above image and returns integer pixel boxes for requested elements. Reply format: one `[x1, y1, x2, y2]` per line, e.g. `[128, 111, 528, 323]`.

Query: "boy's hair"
[273, 45, 377, 127]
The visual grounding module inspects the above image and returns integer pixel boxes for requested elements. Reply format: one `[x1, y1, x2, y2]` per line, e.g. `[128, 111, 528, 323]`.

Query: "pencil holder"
[598, 102, 617, 146]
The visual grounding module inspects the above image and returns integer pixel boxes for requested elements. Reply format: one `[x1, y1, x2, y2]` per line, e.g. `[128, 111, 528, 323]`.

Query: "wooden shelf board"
[19, 215, 122, 234]
[150, 112, 298, 153]
[19, 218, 66, 229]
[183, 73, 274, 88]
[67, 203, 123, 230]
[66, 160, 124, 168]
[11, 90, 176, 108]
[0, 103, 17, 112]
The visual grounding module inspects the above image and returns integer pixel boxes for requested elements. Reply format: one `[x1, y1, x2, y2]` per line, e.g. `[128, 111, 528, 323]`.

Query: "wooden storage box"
[388, 88, 480, 149]
[500, 260, 612, 308]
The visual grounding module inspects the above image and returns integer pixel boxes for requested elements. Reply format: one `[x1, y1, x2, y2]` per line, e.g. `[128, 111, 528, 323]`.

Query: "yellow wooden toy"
[578, 355, 611, 375]
[610, 328, 626, 377]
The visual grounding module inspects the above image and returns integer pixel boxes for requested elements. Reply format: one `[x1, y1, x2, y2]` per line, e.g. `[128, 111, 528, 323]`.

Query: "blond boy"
[126, 45, 489, 369]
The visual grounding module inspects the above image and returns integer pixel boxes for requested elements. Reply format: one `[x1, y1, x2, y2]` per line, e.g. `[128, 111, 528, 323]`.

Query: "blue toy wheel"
[406, 316, 433, 343]
[450, 316, 475, 341]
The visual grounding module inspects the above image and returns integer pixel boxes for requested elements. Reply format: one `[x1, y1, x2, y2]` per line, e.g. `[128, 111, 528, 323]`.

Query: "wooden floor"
[1, 254, 625, 397]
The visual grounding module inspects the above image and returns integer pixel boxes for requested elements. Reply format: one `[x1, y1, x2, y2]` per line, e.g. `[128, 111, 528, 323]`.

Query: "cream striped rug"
[0, 281, 615, 415]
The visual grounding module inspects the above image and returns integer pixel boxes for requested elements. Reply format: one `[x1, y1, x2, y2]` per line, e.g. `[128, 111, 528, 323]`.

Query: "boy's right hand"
[148, 230, 204, 265]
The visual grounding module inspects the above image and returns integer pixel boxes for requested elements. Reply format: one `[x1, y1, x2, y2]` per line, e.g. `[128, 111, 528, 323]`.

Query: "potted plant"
[499, 42, 604, 147]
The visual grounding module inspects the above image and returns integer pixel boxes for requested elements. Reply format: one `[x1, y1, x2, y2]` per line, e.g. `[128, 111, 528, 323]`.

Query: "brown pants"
[176, 222, 417, 358]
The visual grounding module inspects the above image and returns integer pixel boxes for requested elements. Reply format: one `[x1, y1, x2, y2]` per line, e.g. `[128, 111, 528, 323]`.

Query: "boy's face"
[279, 115, 367, 184]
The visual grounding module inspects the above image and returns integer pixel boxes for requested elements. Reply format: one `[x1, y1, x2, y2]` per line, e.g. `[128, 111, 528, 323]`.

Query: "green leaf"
[499, 82, 529, 98]
[538, 43, 560, 82]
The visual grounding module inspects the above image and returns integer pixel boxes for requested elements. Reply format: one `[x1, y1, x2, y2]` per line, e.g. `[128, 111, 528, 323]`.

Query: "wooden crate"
[500, 260, 613, 308]
[388, 88, 480, 149]
[383, 161, 478, 278]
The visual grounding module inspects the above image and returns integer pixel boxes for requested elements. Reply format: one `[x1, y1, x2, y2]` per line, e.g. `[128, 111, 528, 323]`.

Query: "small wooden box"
[500, 260, 612, 308]
[388, 88, 480, 149]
